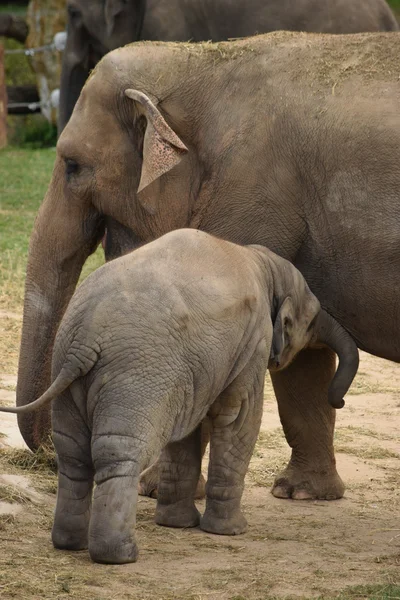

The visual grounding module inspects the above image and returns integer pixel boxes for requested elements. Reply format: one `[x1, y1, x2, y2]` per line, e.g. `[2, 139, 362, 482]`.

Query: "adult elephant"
[58, 0, 398, 133]
[19, 32, 400, 501]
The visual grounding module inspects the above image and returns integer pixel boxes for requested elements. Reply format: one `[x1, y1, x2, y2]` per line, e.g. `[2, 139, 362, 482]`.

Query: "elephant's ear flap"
[270, 297, 294, 368]
[125, 89, 188, 197]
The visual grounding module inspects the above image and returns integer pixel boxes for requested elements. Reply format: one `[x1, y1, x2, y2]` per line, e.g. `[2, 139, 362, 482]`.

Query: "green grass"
[0, 148, 55, 310]
[0, 147, 104, 312]
[0, 148, 54, 214]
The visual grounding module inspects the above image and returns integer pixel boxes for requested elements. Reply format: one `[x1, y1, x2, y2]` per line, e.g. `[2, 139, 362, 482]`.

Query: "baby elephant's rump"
[0, 229, 359, 563]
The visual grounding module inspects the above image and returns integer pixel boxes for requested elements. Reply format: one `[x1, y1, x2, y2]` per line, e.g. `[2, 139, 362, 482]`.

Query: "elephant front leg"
[155, 425, 202, 528]
[139, 419, 209, 499]
[270, 347, 344, 501]
[201, 360, 265, 535]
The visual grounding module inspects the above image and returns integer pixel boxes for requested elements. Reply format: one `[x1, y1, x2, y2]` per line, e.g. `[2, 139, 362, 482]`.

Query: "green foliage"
[2, 35, 57, 148]
[2, 37, 36, 88]
[1, 3, 32, 87]
[0, 4, 27, 16]
[1, 4, 53, 149]
[9, 115, 57, 148]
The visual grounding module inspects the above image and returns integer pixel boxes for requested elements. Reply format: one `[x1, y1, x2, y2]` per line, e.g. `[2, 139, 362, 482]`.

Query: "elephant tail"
[0, 355, 90, 415]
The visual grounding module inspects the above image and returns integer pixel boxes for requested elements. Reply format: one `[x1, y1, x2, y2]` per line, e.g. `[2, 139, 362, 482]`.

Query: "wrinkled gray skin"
[2, 230, 359, 564]
[59, 0, 398, 133]
[17, 32, 400, 503]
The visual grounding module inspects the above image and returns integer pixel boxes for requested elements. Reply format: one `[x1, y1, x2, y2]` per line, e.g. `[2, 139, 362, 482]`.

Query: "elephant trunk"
[313, 309, 359, 409]
[16, 165, 103, 450]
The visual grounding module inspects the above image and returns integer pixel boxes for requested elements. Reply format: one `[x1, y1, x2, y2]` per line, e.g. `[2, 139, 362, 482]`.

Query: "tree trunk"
[0, 14, 29, 43]
[26, 0, 66, 125]
[0, 45, 7, 149]
[6, 85, 40, 114]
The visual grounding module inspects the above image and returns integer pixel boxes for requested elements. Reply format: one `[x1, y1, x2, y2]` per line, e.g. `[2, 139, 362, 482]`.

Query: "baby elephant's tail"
[0, 365, 80, 414]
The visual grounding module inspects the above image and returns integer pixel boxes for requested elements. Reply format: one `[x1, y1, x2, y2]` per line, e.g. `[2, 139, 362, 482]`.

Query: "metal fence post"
[0, 44, 7, 149]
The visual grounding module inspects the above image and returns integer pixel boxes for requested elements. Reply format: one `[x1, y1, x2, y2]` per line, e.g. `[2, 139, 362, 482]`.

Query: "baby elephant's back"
[57, 230, 266, 377]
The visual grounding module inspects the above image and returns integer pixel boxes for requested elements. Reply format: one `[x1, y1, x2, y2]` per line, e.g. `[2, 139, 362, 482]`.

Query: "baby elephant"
[1, 229, 359, 564]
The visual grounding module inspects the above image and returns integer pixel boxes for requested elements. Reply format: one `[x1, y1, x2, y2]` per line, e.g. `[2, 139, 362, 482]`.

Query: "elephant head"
[263, 252, 359, 409]
[58, 0, 146, 133]
[270, 301, 359, 409]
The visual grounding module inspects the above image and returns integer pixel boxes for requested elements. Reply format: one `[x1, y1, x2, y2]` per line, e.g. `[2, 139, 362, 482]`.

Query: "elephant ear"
[125, 89, 188, 204]
[270, 297, 294, 368]
[105, 0, 126, 36]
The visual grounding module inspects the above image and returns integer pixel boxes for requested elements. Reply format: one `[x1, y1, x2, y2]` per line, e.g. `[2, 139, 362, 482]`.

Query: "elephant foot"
[89, 537, 139, 564]
[200, 508, 248, 536]
[271, 462, 345, 501]
[52, 525, 88, 551]
[139, 463, 206, 500]
[155, 501, 200, 528]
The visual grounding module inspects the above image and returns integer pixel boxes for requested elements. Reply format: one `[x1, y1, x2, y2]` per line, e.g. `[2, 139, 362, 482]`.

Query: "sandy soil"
[0, 349, 399, 599]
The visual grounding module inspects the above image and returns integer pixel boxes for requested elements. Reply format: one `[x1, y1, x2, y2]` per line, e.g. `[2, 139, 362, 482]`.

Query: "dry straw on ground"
[0, 332, 399, 598]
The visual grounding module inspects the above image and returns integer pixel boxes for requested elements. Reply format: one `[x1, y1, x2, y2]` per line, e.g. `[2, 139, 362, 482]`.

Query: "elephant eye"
[65, 159, 79, 180]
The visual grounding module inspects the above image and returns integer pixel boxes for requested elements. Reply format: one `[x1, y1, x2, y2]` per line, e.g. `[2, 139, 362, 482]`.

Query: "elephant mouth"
[101, 221, 145, 261]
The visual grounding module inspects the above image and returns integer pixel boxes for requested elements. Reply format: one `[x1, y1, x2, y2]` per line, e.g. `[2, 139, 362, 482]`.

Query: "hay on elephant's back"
[107, 31, 400, 107]
[126, 31, 400, 80]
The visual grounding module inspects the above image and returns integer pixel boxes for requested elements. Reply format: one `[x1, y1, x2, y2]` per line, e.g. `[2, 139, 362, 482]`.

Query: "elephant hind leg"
[88, 385, 167, 564]
[52, 391, 93, 552]
[201, 349, 267, 536]
[89, 474, 140, 564]
[88, 433, 142, 564]
[271, 347, 344, 501]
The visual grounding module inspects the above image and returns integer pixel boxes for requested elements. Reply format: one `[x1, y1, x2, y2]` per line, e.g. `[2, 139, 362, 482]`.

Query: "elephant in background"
[17, 32, 400, 503]
[2, 230, 359, 563]
[59, 0, 398, 133]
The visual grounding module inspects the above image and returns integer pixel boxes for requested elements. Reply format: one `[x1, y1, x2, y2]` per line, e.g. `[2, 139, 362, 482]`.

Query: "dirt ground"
[0, 316, 399, 598]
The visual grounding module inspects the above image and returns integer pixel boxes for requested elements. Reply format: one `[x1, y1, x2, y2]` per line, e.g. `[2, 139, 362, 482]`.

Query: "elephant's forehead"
[58, 87, 121, 158]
